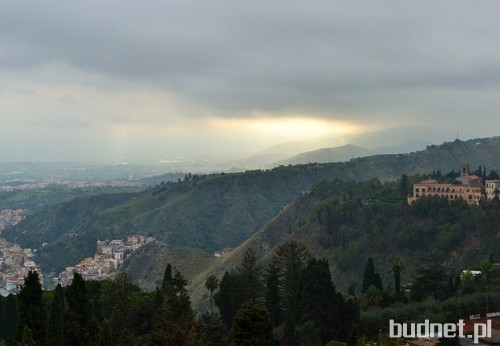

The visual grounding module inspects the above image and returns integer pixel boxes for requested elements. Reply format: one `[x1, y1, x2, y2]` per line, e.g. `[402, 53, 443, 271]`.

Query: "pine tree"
[101, 272, 140, 345]
[238, 248, 263, 304]
[17, 270, 46, 345]
[273, 240, 311, 345]
[264, 261, 281, 326]
[46, 290, 64, 346]
[0, 294, 18, 342]
[152, 269, 200, 345]
[64, 272, 98, 346]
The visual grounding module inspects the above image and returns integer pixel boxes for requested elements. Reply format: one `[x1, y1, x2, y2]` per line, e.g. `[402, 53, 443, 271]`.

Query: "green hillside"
[187, 177, 500, 311]
[4, 136, 500, 275]
[118, 240, 216, 290]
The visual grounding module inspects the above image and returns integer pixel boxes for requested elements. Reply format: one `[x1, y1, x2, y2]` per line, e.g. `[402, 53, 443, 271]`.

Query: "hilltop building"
[407, 164, 499, 206]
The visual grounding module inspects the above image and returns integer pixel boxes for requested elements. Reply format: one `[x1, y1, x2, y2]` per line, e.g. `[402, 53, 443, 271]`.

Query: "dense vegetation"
[1, 241, 498, 345]
[301, 175, 500, 289]
[5, 137, 500, 275]
[0, 186, 143, 212]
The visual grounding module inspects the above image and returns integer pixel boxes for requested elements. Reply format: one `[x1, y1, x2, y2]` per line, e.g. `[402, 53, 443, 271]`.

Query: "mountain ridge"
[4, 136, 500, 280]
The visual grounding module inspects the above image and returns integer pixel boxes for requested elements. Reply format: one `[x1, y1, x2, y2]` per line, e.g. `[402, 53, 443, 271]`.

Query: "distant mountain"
[277, 140, 431, 166]
[218, 127, 438, 170]
[5, 136, 500, 279]
[278, 144, 371, 165]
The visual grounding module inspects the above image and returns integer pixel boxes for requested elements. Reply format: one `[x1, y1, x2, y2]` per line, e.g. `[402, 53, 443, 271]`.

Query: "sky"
[1, 1, 500, 162]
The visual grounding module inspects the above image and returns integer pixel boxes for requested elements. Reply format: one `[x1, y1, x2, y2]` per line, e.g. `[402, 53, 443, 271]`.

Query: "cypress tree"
[213, 271, 245, 327]
[161, 263, 174, 296]
[17, 270, 46, 345]
[300, 258, 343, 343]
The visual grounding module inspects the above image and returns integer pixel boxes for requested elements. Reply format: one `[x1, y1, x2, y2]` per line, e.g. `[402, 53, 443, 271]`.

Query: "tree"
[161, 263, 173, 296]
[300, 258, 343, 343]
[214, 271, 245, 327]
[362, 258, 382, 293]
[296, 320, 322, 346]
[392, 258, 404, 295]
[411, 261, 450, 301]
[17, 270, 45, 345]
[273, 240, 311, 344]
[238, 248, 263, 304]
[363, 285, 382, 309]
[46, 289, 64, 346]
[0, 294, 18, 342]
[64, 272, 98, 346]
[199, 313, 228, 346]
[153, 269, 200, 345]
[98, 319, 112, 346]
[229, 302, 274, 346]
[264, 261, 281, 326]
[18, 326, 36, 346]
[205, 274, 219, 315]
[100, 272, 141, 345]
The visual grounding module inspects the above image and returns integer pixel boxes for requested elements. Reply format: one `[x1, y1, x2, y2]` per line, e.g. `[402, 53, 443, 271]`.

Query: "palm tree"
[205, 274, 219, 315]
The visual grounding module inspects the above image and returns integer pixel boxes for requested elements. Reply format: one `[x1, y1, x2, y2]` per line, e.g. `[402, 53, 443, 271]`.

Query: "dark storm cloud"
[1, 0, 500, 125]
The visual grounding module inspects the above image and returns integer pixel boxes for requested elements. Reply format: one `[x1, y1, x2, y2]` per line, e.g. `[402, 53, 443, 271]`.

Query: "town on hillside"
[0, 238, 42, 297]
[408, 163, 500, 206]
[52, 235, 155, 288]
[0, 234, 154, 295]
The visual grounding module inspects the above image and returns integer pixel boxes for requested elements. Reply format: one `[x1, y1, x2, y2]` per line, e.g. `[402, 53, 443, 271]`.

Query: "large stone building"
[407, 164, 498, 206]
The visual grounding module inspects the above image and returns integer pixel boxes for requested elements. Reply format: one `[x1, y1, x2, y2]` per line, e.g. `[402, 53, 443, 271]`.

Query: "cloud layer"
[1, 1, 500, 161]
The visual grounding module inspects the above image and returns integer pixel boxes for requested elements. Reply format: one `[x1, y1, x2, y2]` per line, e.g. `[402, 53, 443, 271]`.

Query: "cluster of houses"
[0, 209, 27, 233]
[408, 164, 500, 206]
[0, 239, 42, 296]
[53, 235, 154, 287]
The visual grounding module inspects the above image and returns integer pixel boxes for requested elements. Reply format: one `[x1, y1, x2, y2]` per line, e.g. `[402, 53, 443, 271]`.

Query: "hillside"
[187, 178, 500, 311]
[119, 241, 216, 290]
[5, 136, 500, 275]
[278, 144, 371, 165]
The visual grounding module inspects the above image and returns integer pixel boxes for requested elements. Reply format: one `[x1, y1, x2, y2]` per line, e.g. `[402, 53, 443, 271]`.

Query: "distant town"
[53, 235, 155, 288]
[0, 234, 154, 296]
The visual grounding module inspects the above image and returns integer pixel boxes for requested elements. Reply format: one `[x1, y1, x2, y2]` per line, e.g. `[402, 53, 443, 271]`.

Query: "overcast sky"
[1, 1, 500, 162]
